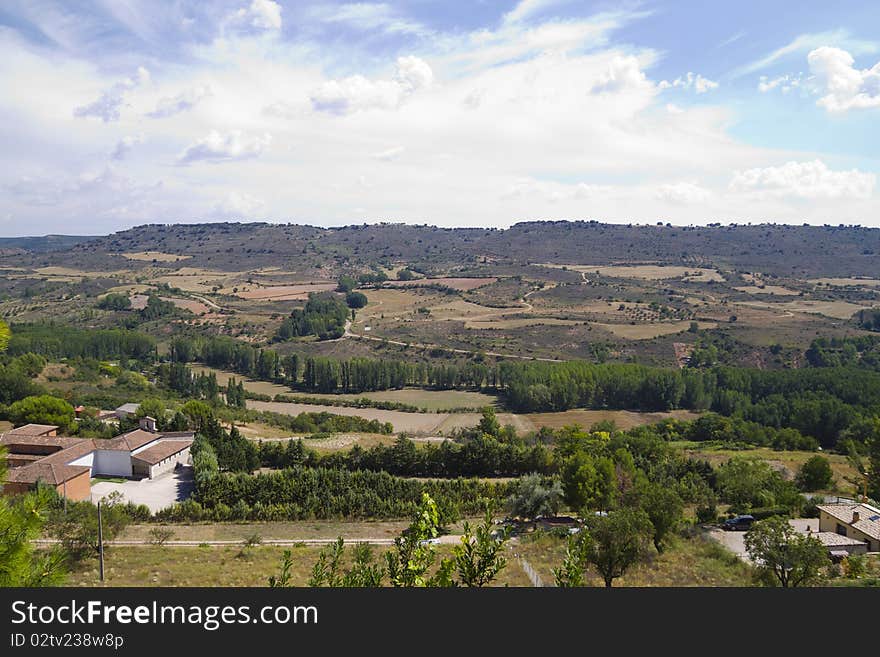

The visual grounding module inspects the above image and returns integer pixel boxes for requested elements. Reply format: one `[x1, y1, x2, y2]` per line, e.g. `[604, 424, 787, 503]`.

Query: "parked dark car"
[721, 515, 755, 531]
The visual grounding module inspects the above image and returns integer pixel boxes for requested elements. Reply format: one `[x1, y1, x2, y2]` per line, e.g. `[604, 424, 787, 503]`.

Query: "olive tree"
[744, 516, 829, 587]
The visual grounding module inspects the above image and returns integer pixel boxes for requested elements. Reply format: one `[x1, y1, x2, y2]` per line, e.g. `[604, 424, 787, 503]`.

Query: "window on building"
[836, 523, 847, 536]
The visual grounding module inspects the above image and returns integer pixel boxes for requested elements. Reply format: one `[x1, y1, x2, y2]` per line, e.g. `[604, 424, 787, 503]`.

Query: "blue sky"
[0, 0, 879, 235]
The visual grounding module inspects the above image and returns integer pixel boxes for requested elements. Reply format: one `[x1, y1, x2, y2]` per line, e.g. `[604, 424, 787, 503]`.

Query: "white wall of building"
[92, 450, 133, 478]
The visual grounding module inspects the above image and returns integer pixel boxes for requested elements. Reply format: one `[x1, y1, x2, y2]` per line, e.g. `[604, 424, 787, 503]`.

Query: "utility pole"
[97, 501, 105, 582]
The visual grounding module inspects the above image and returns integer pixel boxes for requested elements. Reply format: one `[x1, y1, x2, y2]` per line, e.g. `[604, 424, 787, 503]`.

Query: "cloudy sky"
[1, 0, 879, 235]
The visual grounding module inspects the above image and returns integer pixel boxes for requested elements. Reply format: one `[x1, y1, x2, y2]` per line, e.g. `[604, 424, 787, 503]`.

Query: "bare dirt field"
[236, 282, 337, 300]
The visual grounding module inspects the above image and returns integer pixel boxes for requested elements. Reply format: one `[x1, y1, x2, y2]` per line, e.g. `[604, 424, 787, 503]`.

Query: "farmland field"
[385, 277, 497, 290]
[287, 388, 501, 411]
[523, 409, 702, 431]
[120, 251, 191, 262]
[593, 321, 717, 340]
[236, 282, 337, 300]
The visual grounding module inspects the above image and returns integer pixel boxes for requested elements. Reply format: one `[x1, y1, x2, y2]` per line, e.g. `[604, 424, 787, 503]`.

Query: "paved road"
[90, 467, 195, 513]
[708, 518, 819, 562]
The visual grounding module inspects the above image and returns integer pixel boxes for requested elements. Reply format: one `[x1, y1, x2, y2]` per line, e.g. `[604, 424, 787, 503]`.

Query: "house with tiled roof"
[1, 418, 194, 501]
[817, 503, 880, 553]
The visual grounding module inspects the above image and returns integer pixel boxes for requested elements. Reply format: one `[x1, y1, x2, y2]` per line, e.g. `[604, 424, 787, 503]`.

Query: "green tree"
[50, 492, 132, 562]
[553, 532, 591, 587]
[795, 455, 834, 492]
[135, 398, 166, 425]
[744, 516, 829, 587]
[505, 473, 563, 519]
[96, 293, 132, 311]
[583, 508, 653, 587]
[641, 483, 683, 553]
[180, 400, 214, 432]
[306, 538, 385, 587]
[385, 493, 452, 587]
[336, 275, 357, 293]
[8, 395, 75, 432]
[453, 507, 510, 587]
[0, 458, 66, 586]
[345, 291, 368, 309]
[0, 319, 10, 353]
[477, 407, 501, 438]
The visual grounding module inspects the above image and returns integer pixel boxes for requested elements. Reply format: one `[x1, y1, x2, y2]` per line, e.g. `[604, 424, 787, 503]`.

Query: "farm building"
[817, 503, 880, 553]
[1, 418, 194, 501]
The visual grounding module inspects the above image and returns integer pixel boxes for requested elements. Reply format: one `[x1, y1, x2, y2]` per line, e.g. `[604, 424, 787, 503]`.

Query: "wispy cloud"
[731, 29, 879, 78]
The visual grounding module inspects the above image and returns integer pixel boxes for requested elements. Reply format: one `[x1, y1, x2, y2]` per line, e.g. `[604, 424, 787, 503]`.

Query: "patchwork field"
[236, 282, 337, 300]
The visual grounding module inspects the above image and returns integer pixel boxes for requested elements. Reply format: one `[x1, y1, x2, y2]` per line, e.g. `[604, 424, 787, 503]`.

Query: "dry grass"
[466, 317, 580, 330]
[245, 399, 527, 436]
[191, 366, 293, 397]
[385, 277, 497, 291]
[593, 321, 716, 340]
[733, 285, 799, 296]
[129, 294, 212, 314]
[296, 388, 500, 411]
[671, 443, 859, 489]
[514, 531, 752, 587]
[120, 519, 421, 542]
[120, 251, 191, 262]
[538, 263, 724, 282]
[523, 409, 702, 432]
[810, 277, 880, 287]
[735, 299, 867, 320]
[236, 282, 336, 300]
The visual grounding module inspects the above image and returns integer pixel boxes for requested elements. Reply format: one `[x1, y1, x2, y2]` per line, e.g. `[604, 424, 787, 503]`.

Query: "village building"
[1, 419, 194, 501]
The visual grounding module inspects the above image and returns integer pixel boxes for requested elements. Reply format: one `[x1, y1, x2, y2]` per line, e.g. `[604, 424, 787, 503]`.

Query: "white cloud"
[148, 84, 212, 118]
[311, 3, 427, 36]
[732, 30, 879, 78]
[177, 130, 271, 165]
[730, 160, 875, 200]
[371, 146, 405, 161]
[229, 0, 282, 32]
[310, 56, 433, 114]
[659, 72, 718, 94]
[590, 55, 651, 94]
[757, 73, 803, 93]
[111, 134, 145, 160]
[655, 182, 712, 204]
[503, 0, 569, 25]
[807, 47, 880, 112]
[502, 179, 615, 202]
[73, 66, 150, 122]
[212, 190, 266, 218]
